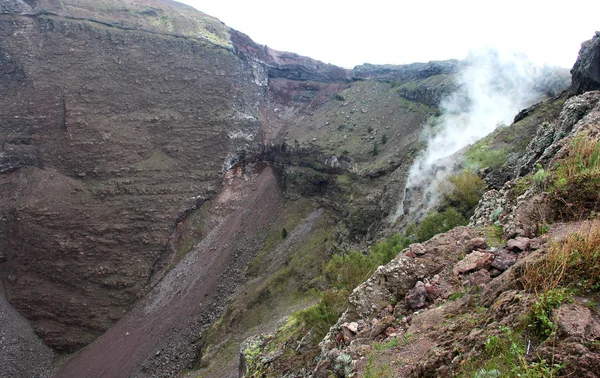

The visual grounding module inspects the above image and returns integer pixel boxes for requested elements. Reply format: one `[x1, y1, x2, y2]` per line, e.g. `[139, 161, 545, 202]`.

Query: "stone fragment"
[409, 243, 426, 256]
[491, 251, 517, 271]
[468, 269, 492, 286]
[369, 315, 395, 338]
[406, 281, 428, 309]
[342, 322, 359, 333]
[555, 304, 600, 340]
[507, 237, 531, 252]
[452, 251, 494, 275]
[466, 237, 488, 252]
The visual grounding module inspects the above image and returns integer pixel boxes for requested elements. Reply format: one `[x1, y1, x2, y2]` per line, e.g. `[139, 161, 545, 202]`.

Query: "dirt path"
[56, 164, 283, 377]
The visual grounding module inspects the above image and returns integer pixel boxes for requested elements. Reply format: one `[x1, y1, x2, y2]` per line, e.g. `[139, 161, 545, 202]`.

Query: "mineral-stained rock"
[369, 315, 395, 338]
[465, 237, 488, 252]
[409, 243, 427, 256]
[452, 251, 494, 275]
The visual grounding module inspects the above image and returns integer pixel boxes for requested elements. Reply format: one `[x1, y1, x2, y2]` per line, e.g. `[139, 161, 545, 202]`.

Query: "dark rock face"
[351, 60, 460, 82]
[0, 10, 263, 351]
[571, 32, 600, 95]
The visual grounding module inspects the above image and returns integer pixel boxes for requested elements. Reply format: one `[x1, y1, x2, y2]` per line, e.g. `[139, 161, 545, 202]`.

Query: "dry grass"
[552, 134, 600, 219]
[522, 220, 600, 294]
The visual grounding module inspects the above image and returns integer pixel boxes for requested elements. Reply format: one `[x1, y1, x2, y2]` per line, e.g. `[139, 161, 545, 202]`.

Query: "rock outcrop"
[571, 31, 600, 95]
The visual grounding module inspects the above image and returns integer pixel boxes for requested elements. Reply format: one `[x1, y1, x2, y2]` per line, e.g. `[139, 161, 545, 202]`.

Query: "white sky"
[178, 0, 599, 69]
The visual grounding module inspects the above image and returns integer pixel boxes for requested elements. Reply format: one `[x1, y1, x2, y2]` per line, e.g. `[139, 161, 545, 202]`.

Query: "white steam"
[393, 48, 558, 221]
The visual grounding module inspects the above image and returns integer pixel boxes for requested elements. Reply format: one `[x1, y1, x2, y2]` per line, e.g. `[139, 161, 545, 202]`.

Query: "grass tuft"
[522, 221, 600, 294]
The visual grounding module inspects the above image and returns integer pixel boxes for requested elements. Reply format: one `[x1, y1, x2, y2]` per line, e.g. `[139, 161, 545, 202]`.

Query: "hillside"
[0, 0, 595, 377]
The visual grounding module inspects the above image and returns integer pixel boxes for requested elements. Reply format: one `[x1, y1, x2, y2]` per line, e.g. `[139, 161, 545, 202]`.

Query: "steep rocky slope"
[0, 0, 581, 376]
[240, 35, 600, 378]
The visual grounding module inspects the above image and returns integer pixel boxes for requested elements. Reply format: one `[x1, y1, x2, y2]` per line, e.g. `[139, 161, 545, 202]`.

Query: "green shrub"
[324, 251, 373, 291]
[292, 290, 348, 340]
[381, 133, 388, 145]
[406, 207, 467, 243]
[527, 288, 572, 340]
[461, 326, 563, 377]
[441, 170, 487, 218]
[465, 141, 509, 170]
[372, 142, 379, 156]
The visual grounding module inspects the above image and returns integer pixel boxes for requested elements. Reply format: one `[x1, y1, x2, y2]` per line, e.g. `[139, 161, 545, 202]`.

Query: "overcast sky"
[178, 0, 599, 69]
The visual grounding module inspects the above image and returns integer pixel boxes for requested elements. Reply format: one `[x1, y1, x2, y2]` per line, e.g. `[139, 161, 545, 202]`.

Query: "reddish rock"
[369, 315, 395, 338]
[507, 237, 531, 252]
[555, 304, 600, 340]
[409, 243, 427, 256]
[406, 281, 429, 309]
[491, 251, 517, 271]
[466, 237, 488, 252]
[468, 269, 492, 286]
[452, 251, 494, 275]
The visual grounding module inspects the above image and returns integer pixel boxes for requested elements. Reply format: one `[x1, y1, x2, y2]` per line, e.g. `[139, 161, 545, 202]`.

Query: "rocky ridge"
[236, 36, 600, 377]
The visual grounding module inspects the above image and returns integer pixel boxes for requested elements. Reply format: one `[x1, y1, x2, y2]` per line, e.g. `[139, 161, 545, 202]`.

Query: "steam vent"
[1, 1, 599, 377]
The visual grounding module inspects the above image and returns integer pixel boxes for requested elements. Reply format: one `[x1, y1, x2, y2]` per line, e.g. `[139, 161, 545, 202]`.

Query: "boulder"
[468, 269, 492, 286]
[452, 251, 494, 275]
[406, 281, 429, 310]
[491, 251, 517, 271]
[507, 237, 531, 252]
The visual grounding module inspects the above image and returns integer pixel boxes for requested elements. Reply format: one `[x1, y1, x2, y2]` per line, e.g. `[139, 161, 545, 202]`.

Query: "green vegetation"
[293, 234, 411, 342]
[527, 288, 573, 340]
[465, 142, 509, 170]
[243, 340, 265, 378]
[440, 170, 487, 218]
[381, 133, 388, 145]
[460, 326, 563, 377]
[405, 207, 467, 243]
[372, 142, 379, 156]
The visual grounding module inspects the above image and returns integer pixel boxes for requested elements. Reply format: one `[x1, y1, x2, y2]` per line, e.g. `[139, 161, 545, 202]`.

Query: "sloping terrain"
[242, 35, 600, 378]
[0, 0, 587, 377]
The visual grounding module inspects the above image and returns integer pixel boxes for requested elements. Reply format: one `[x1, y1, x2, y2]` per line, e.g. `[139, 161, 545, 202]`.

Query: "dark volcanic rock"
[351, 60, 460, 82]
[0, 6, 264, 351]
[571, 32, 600, 95]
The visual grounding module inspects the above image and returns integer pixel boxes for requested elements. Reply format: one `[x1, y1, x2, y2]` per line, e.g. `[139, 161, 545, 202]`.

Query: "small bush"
[324, 235, 410, 291]
[522, 221, 600, 293]
[381, 133, 388, 145]
[465, 142, 509, 170]
[324, 251, 373, 291]
[462, 326, 563, 377]
[440, 170, 487, 218]
[281, 227, 288, 239]
[406, 207, 467, 243]
[372, 142, 379, 156]
[527, 288, 573, 340]
[292, 290, 348, 340]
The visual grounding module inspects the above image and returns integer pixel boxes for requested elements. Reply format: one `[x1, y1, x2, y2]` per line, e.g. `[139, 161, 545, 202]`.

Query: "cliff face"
[0, 1, 266, 351]
[0, 0, 450, 358]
